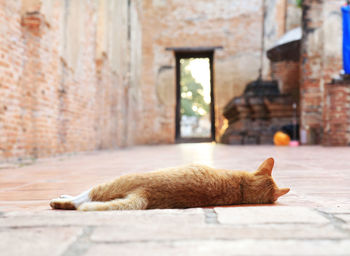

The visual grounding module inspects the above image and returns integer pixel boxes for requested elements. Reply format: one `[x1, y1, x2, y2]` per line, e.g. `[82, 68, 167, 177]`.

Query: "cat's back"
[145, 163, 221, 182]
[113, 164, 239, 192]
[140, 164, 241, 208]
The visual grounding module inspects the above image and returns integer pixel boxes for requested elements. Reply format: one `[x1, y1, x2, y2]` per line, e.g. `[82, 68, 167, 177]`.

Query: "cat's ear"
[273, 188, 290, 201]
[255, 157, 274, 176]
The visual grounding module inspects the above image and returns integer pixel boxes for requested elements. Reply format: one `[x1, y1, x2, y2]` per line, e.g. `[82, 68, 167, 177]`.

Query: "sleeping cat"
[50, 157, 289, 211]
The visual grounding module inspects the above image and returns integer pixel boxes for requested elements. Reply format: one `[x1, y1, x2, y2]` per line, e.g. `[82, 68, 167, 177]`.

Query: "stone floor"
[0, 144, 350, 255]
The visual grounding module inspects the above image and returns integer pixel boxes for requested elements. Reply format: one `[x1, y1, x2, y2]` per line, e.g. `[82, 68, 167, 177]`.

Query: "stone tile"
[0, 227, 82, 256]
[318, 205, 350, 214]
[0, 208, 204, 227]
[215, 206, 329, 225]
[341, 224, 350, 231]
[91, 223, 347, 242]
[336, 214, 350, 223]
[85, 242, 184, 256]
[1, 145, 350, 255]
[85, 240, 350, 256]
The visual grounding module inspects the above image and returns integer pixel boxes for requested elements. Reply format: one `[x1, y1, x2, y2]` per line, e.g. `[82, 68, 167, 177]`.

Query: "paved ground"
[0, 144, 350, 255]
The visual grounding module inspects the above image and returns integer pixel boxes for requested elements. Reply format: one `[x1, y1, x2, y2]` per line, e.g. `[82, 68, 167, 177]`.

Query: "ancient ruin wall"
[323, 81, 350, 146]
[133, 0, 264, 143]
[300, 0, 343, 144]
[262, 0, 301, 79]
[0, 0, 132, 160]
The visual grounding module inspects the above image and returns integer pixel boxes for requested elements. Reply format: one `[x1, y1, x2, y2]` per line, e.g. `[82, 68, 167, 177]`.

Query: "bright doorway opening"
[175, 52, 215, 142]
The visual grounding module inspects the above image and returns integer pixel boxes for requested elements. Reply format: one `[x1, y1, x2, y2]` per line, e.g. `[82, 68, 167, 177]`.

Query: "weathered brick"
[300, 0, 343, 145]
[323, 83, 350, 146]
[0, 0, 130, 161]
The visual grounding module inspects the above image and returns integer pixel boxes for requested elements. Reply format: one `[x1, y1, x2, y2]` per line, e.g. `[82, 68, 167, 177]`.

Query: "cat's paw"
[50, 198, 76, 210]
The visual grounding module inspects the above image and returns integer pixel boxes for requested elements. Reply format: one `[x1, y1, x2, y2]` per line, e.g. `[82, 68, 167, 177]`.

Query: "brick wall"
[133, 0, 269, 144]
[1, 0, 346, 161]
[271, 60, 300, 101]
[300, 0, 343, 145]
[323, 81, 350, 146]
[0, 0, 24, 159]
[263, 0, 289, 79]
[0, 0, 133, 161]
[300, 0, 324, 144]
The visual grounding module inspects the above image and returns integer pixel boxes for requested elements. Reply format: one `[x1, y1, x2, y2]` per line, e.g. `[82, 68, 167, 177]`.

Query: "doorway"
[175, 51, 215, 142]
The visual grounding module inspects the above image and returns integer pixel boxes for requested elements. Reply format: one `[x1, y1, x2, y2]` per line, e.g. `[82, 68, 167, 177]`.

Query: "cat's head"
[243, 157, 290, 204]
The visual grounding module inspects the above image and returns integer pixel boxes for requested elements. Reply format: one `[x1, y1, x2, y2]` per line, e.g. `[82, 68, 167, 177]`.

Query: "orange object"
[273, 131, 291, 146]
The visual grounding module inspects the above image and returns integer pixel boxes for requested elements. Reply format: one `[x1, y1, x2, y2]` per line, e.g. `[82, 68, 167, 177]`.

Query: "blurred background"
[0, 0, 347, 162]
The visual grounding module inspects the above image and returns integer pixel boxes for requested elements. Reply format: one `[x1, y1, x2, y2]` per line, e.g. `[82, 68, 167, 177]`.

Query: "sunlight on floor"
[179, 143, 215, 165]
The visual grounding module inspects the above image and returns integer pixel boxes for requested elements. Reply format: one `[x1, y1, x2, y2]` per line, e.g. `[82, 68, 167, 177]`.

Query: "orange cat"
[50, 158, 289, 211]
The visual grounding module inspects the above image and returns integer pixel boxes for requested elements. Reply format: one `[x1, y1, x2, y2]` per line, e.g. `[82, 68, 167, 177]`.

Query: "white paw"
[60, 194, 73, 199]
[50, 197, 76, 210]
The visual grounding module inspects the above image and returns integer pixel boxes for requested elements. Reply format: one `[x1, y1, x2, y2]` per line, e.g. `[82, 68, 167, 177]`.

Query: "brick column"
[300, 0, 324, 144]
[323, 80, 350, 146]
